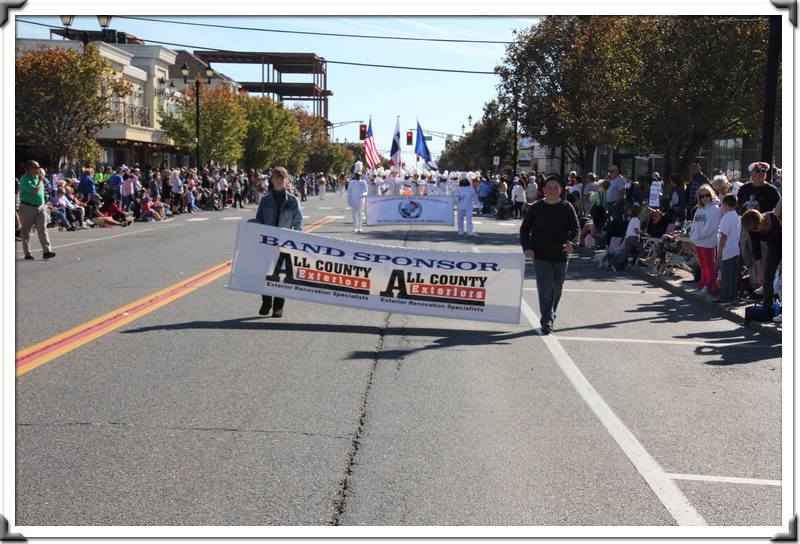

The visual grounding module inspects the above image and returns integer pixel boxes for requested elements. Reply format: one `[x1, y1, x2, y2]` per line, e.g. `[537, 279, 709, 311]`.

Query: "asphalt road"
[14, 194, 783, 528]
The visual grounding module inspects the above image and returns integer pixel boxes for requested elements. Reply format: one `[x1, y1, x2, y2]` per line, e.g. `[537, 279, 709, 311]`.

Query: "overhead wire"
[15, 19, 498, 75]
[114, 15, 514, 45]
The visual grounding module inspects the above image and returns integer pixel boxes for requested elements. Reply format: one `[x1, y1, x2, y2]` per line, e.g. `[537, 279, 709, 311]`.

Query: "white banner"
[365, 195, 454, 226]
[649, 181, 663, 207]
[227, 221, 524, 324]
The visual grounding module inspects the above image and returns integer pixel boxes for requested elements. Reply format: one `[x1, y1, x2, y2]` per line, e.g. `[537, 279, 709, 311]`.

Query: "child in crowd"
[621, 203, 644, 260]
[185, 185, 196, 213]
[495, 182, 510, 220]
[713, 194, 740, 304]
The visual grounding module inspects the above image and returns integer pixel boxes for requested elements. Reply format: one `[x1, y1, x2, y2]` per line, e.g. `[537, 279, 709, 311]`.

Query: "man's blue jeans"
[533, 259, 568, 328]
[49, 208, 72, 229]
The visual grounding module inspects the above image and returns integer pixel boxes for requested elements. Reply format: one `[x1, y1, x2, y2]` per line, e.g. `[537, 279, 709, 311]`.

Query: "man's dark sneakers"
[258, 301, 272, 316]
[42, 251, 56, 259]
[272, 309, 283, 318]
[540, 325, 553, 335]
[24, 254, 34, 260]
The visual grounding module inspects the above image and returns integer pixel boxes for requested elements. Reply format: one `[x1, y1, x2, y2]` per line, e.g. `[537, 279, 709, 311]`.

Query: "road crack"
[329, 226, 412, 525]
[16, 422, 350, 441]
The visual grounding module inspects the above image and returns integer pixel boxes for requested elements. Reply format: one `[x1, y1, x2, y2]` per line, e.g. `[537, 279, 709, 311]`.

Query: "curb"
[625, 266, 783, 342]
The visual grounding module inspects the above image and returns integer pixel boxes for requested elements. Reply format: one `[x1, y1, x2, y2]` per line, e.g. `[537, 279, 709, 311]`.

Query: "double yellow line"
[15, 216, 337, 377]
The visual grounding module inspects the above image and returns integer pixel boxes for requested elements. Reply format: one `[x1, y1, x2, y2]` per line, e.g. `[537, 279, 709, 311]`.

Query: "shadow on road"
[359, 228, 521, 248]
[678, 329, 782, 366]
[122, 318, 539, 361]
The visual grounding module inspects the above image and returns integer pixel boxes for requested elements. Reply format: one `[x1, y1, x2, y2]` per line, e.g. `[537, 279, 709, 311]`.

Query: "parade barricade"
[227, 221, 524, 324]
[365, 195, 454, 226]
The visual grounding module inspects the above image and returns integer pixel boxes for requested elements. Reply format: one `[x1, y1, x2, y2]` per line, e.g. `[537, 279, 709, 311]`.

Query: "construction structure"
[193, 51, 332, 124]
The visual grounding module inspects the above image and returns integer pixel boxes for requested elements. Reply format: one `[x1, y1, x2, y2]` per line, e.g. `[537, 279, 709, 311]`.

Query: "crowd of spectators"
[14, 161, 302, 238]
[554, 160, 783, 321]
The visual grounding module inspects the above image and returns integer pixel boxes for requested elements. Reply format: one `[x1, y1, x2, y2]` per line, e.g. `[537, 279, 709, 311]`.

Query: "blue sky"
[17, 16, 541, 160]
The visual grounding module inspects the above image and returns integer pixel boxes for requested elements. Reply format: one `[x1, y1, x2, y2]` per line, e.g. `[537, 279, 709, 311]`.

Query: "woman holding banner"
[255, 167, 303, 318]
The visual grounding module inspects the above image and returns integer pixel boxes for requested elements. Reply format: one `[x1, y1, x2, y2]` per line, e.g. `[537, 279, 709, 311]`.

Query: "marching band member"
[347, 172, 369, 233]
[456, 172, 479, 237]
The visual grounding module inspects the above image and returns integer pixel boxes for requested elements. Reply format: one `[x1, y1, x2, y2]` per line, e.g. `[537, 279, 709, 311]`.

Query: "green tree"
[624, 16, 771, 175]
[15, 44, 132, 169]
[239, 95, 301, 171]
[496, 16, 640, 173]
[437, 100, 514, 173]
[306, 143, 355, 174]
[496, 16, 773, 176]
[160, 83, 248, 166]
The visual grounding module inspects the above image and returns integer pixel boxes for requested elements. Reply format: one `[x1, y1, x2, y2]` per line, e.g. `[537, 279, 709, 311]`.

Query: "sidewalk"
[625, 263, 782, 342]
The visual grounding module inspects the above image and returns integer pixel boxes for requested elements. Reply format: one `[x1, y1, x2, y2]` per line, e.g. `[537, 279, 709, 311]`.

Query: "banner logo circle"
[398, 200, 422, 219]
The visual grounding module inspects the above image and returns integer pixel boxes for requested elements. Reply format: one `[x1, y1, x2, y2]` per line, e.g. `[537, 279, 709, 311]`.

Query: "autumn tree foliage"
[15, 44, 132, 169]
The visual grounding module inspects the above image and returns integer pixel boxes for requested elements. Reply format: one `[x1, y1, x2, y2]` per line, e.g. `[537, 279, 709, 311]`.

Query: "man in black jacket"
[520, 175, 580, 335]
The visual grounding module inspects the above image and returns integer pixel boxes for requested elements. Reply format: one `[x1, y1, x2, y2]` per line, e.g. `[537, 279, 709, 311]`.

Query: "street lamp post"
[182, 62, 214, 170]
[59, 15, 114, 48]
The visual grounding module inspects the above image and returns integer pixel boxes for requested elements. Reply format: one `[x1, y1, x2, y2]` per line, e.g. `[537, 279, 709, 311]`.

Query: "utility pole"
[761, 15, 781, 181]
[195, 79, 201, 170]
[511, 90, 519, 178]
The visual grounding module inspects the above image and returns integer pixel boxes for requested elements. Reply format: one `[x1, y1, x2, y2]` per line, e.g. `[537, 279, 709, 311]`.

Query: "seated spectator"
[85, 194, 126, 227]
[138, 195, 162, 221]
[49, 186, 76, 231]
[100, 195, 133, 225]
[63, 187, 88, 229]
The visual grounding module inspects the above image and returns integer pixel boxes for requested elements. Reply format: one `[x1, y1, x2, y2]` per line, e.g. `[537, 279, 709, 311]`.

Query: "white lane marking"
[472, 221, 482, 225]
[497, 222, 517, 227]
[16, 223, 184, 254]
[555, 336, 769, 349]
[521, 298, 707, 526]
[186, 217, 209, 222]
[221, 217, 243, 221]
[328, 215, 345, 219]
[302, 215, 311, 219]
[666, 473, 781, 487]
[319, 206, 333, 210]
[473, 246, 706, 526]
[524, 287, 655, 295]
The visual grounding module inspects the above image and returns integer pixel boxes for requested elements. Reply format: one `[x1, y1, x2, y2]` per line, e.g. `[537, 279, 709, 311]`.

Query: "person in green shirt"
[18, 160, 55, 259]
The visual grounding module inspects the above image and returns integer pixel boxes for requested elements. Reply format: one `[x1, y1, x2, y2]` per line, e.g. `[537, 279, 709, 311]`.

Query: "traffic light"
[359, 123, 367, 140]
[406, 131, 413, 145]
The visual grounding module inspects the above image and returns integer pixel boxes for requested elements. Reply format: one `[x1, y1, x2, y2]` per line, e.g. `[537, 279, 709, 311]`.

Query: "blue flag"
[415, 121, 433, 165]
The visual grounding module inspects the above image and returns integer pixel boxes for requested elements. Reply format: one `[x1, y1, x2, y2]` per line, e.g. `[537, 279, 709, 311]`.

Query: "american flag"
[364, 119, 382, 169]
